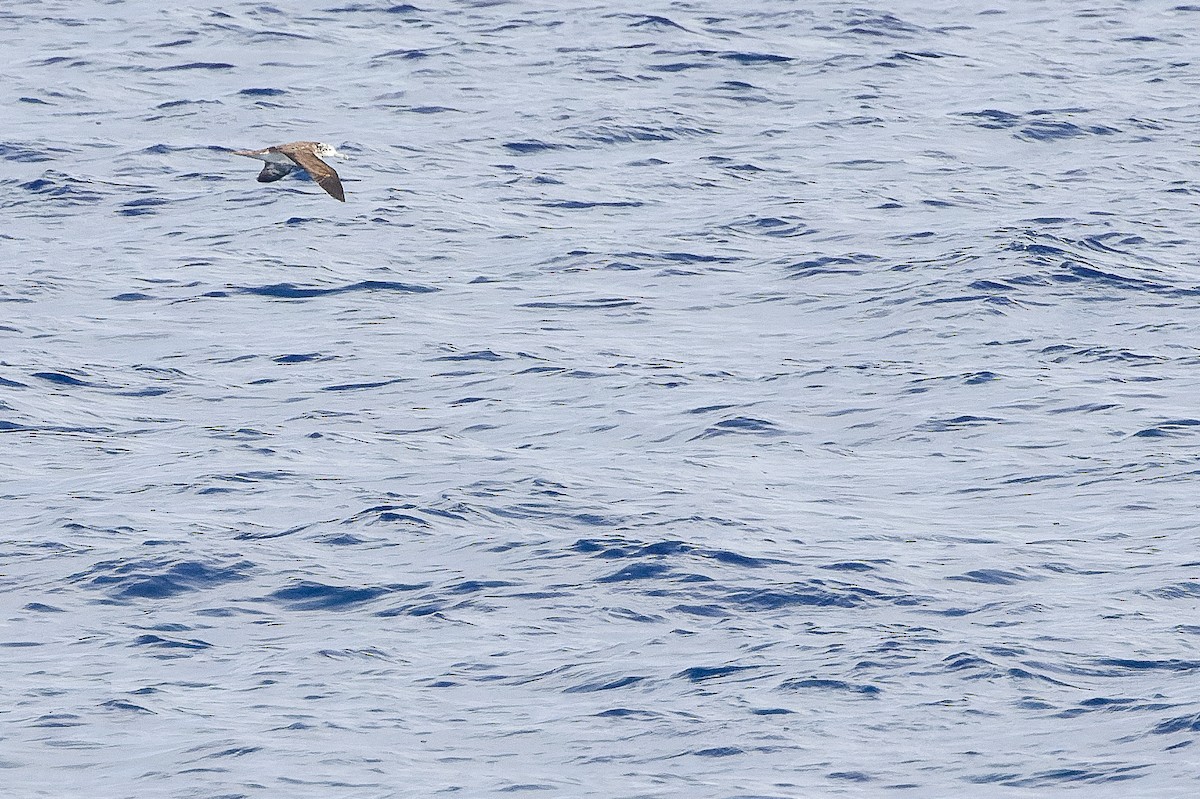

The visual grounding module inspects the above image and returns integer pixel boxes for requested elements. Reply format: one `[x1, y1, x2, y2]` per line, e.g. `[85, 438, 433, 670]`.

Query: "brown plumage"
[232, 141, 346, 202]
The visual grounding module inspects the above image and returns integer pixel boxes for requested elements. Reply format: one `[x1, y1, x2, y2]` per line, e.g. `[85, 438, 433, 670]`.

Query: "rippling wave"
[5, 0, 1200, 795]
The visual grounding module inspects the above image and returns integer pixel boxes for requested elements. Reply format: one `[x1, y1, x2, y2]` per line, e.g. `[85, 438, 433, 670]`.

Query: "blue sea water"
[4, 0, 1200, 795]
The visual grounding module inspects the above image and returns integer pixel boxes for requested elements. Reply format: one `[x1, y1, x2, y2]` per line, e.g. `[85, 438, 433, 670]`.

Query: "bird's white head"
[314, 142, 345, 159]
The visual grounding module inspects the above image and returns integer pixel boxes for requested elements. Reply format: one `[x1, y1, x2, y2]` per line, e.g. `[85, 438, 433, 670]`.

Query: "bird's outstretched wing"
[280, 144, 345, 202]
[256, 161, 298, 183]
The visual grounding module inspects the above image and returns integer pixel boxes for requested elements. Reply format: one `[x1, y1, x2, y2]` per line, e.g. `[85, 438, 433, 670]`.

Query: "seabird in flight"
[233, 141, 346, 201]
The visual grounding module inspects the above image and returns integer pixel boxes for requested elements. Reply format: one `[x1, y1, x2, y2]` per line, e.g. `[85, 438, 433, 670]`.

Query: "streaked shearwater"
[233, 141, 346, 201]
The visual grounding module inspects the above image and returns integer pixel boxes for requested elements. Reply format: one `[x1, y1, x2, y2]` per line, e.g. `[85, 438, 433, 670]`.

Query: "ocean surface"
[4, 0, 1200, 796]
